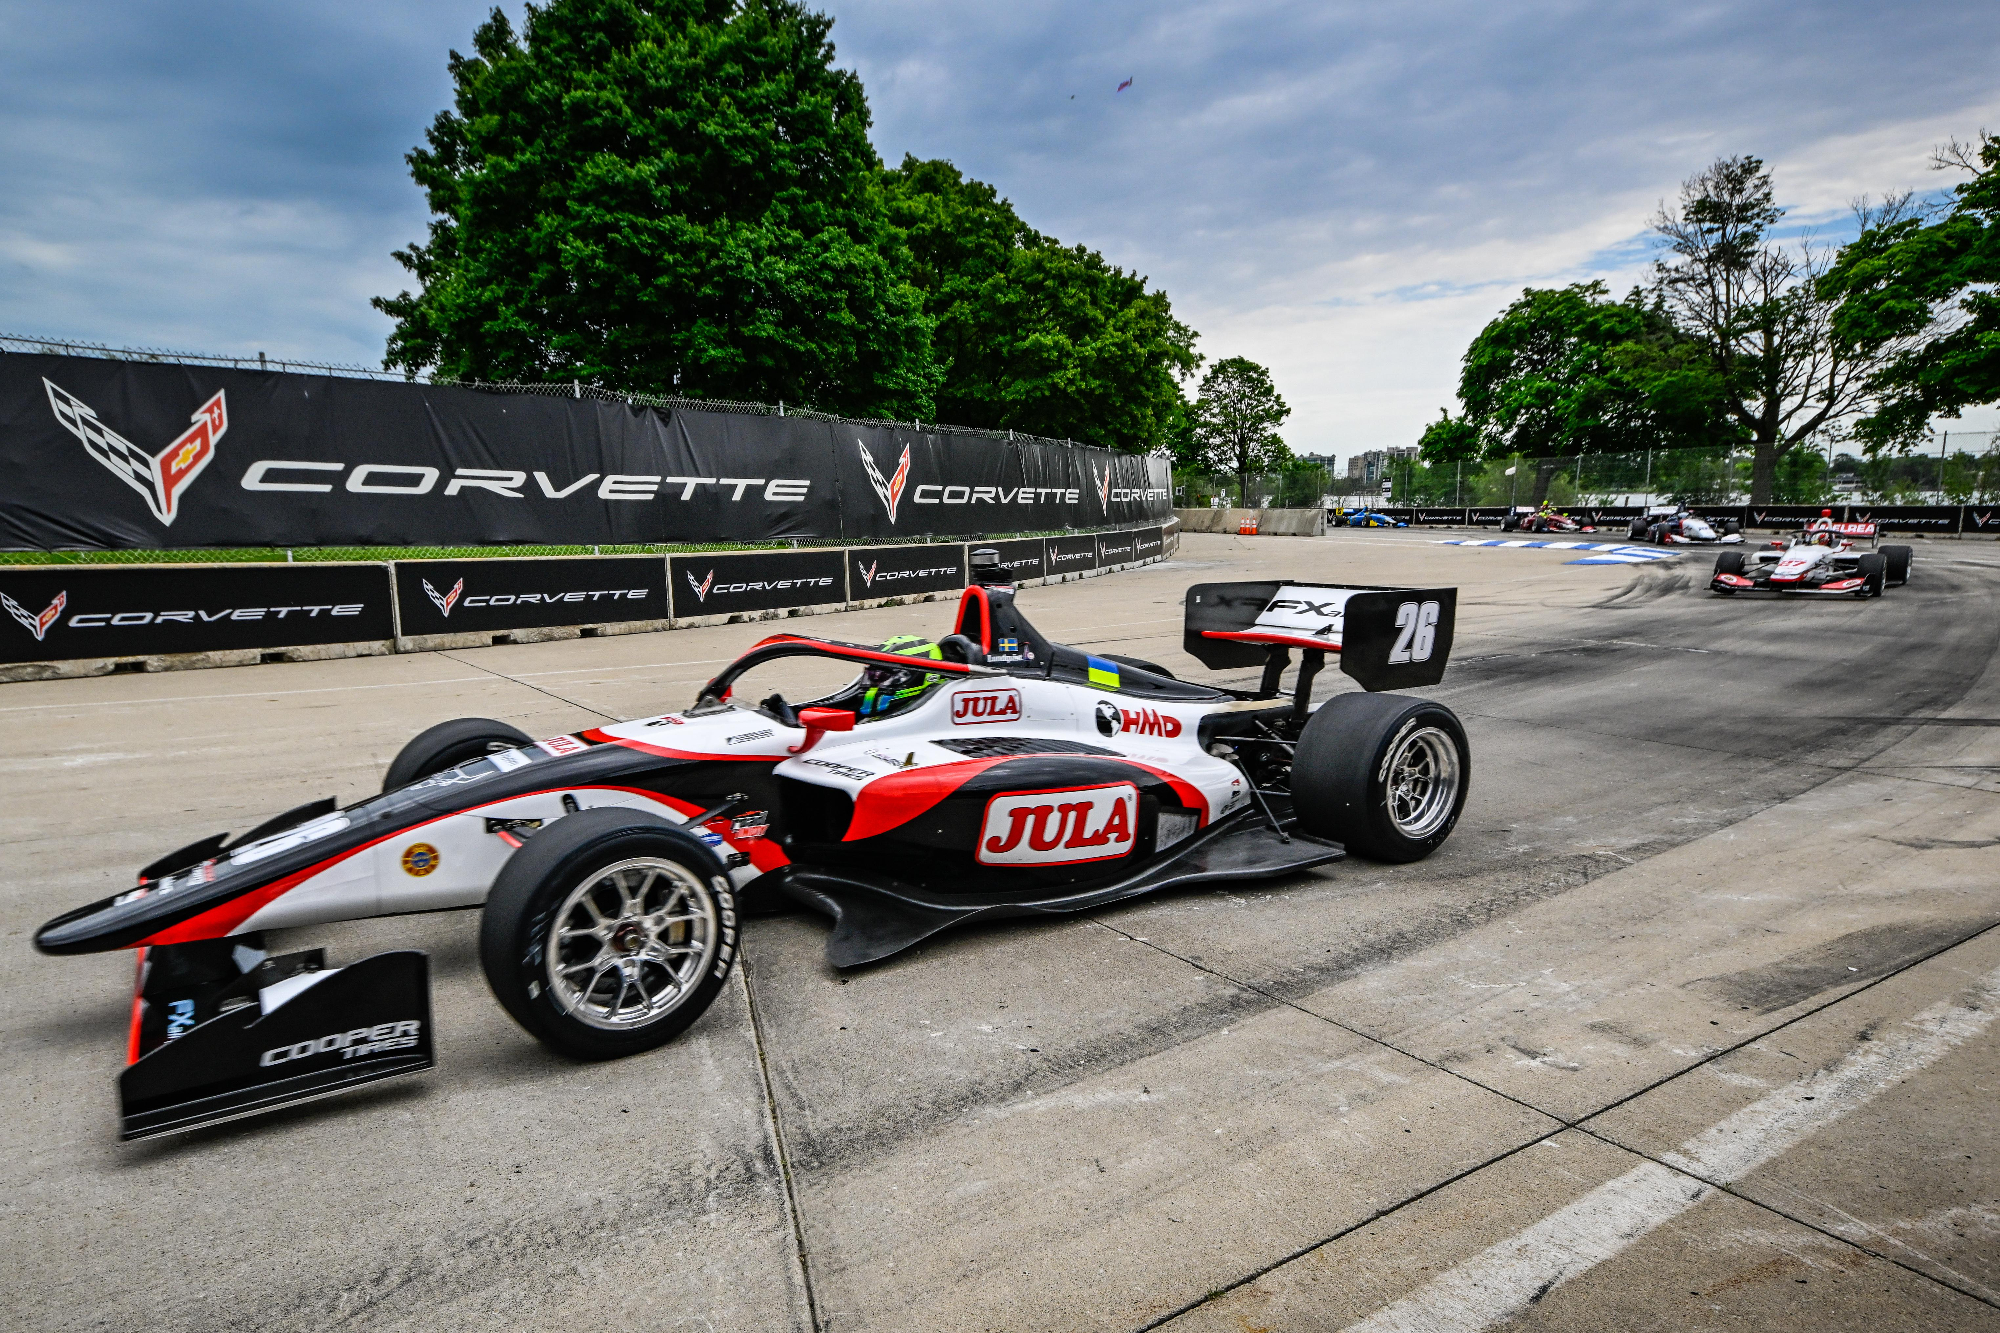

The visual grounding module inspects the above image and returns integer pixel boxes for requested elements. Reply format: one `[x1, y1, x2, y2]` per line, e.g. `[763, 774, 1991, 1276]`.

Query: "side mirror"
[791, 707, 855, 754]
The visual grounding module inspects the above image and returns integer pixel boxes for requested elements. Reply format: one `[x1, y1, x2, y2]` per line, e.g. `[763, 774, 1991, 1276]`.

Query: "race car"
[1501, 505, 1597, 534]
[1629, 504, 1742, 544]
[1331, 507, 1408, 528]
[34, 550, 1469, 1140]
[1710, 518, 1911, 597]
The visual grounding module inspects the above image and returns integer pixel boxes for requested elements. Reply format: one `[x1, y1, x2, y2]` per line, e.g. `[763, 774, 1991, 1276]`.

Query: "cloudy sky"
[3, 0, 1996, 460]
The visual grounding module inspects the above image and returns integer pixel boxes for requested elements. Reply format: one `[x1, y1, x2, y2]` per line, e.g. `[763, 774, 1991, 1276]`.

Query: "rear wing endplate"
[1183, 581, 1457, 691]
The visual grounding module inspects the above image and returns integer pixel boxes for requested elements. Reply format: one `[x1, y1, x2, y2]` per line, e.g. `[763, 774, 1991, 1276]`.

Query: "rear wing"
[1183, 581, 1457, 691]
[1807, 518, 1878, 542]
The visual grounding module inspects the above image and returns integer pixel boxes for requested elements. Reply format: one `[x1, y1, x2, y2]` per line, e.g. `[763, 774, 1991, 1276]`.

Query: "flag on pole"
[1116, 77, 1134, 92]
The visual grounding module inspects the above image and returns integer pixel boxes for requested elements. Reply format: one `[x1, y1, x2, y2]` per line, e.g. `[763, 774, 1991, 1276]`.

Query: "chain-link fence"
[0, 332, 1115, 456]
[1179, 437, 2000, 513]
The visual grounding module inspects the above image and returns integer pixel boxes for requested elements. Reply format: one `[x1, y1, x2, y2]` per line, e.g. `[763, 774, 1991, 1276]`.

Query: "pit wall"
[0, 523, 1177, 683]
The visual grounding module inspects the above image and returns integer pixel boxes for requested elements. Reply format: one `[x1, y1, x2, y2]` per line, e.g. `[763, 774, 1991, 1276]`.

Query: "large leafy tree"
[374, 0, 939, 417]
[1822, 132, 2000, 451]
[1420, 281, 1732, 502]
[1651, 156, 1917, 503]
[1187, 357, 1290, 502]
[880, 157, 1200, 451]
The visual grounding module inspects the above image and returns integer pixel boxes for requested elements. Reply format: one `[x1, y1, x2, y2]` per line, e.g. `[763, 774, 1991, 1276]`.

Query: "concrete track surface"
[4, 530, 1998, 1332]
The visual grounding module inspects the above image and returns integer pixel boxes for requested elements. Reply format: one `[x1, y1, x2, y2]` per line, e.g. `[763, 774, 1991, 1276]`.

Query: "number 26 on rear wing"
[1181, 581, 1457, 692]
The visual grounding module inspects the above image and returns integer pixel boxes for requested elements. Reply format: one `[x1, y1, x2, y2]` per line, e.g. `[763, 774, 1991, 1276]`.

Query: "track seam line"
[1105, 916, 2000, 1330]
[434, 649, 618, 722]
[738, 953, 824, 1333]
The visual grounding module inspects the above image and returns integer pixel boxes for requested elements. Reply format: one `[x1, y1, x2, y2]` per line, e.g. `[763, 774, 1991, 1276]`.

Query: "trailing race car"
[1331, 507, 1408, 528]
[35, 550, 1468, 1140]
[1500, 505, 1597, 534]
[1629, 504, 1742, 544]
[1710, 518, 1911, 597]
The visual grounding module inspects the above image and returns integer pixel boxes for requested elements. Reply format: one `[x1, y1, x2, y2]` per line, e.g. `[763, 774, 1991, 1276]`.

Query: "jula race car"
[1710, 517, 1912, 597]
[34, 550, 1469, 1140]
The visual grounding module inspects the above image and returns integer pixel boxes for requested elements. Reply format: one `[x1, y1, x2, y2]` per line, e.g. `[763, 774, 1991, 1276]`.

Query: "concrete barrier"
[1172, 508, 1326, 536]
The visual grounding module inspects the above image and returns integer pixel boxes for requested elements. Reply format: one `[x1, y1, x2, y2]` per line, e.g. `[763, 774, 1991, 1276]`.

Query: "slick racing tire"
[383, 717, 533, 792]
[1101, 653, 1177, 680]
[1628, 518, 1649, 541]
[1715, 550, 1746, 576]
[1881, 545, 1912, 586]
[480, 808, 737, 1060]
[1291, 693, 1469, 863]
[1722, 518, 1743, 535]
[1856, 552, 1887, 598]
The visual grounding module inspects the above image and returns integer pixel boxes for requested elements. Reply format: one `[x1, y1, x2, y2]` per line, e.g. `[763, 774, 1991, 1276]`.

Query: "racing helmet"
[858, 634, 945, 718]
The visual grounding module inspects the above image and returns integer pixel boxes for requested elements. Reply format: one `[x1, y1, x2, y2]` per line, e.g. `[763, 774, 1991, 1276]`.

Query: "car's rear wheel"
[1628, 518, 1649, 541]
[480, 808, 736, 1059]
[1291, 693, 1469, 862]
[382, 717, 533, 792]
[1881, 545, 1912, 586]
[1856, 553, 1887, 598]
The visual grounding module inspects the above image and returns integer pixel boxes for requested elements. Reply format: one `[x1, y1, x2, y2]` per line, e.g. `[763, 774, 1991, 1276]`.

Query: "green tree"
[1651, 156, 1915, 502]
[1421, 282, 1731, 503]
[374, 0, 939, 416]
[1822, 132, 2000, 451]
[880, 157, 1200, 450]
[1189, 357, 1291, 502]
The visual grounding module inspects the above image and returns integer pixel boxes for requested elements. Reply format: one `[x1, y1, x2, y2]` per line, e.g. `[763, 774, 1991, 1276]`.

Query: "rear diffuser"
[782, 812, 1343, 968]
[119, 950, 433, 1141]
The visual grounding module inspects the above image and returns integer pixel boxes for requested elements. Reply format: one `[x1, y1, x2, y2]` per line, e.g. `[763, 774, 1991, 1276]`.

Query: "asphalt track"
[3, 529, 1998, 1332]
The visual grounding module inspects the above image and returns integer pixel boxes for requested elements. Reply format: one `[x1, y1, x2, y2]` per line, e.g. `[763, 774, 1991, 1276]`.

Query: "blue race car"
[1331, 507, 1408, 529]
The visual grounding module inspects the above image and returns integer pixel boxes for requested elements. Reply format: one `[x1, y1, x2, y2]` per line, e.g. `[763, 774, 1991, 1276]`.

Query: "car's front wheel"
[383, 717, 532, 792]
[480, 809, 737, 1059]
[1856, 552, 1887, 598]
[1290, 693, 1470, 862]
[1881, 544, 1913, 586]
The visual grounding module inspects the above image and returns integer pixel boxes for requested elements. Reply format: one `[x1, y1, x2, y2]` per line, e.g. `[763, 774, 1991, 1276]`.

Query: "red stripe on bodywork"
[135, 784, 715, 946]
[1202, 629, 1343, 653]
[126, 947, 148, 1065]
[843, 754, 1210, 841]
[583, 727, 782, 762]
[652, 792, 792, 872]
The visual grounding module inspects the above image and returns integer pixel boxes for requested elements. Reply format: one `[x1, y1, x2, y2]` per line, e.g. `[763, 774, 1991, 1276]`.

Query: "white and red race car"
[1710, 519, 1912, 597]
[36, 551, 1471, 1139]
[1630, 504, 1743, 544]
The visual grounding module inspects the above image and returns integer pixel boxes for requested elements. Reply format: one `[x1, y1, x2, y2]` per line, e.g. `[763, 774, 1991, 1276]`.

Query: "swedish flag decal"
[1086, 656, 1120, 689]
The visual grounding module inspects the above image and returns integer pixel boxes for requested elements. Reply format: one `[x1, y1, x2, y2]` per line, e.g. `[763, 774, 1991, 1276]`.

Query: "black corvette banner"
[393, 557, 666, 636]
[1046, 534, 1100, 575]
[0, 352, 1171, 550]
[847, 544, 965, 599]
[982, 537, 1048, 582]
[0, 564, 393, 664]
[668, 549, 845, 618]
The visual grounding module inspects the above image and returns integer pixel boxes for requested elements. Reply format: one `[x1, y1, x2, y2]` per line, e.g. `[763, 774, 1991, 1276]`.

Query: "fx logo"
[858, 440, 911, 523]
[45, 379, 226, 526]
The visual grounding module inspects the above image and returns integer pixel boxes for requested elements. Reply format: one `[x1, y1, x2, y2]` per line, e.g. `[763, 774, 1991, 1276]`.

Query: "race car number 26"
[1388, 600, 1440, 664]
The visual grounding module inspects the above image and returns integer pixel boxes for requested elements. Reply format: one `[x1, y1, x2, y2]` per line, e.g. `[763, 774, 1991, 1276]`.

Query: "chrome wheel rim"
[1385, 726, 1460, 839]
[546, 857, 718, 1031]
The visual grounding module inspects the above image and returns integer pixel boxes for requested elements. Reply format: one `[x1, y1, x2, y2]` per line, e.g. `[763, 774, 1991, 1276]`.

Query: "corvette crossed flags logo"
[44, 379, 227, 526]
[1, 590, 66, 642]
[858, 439, 911, 523]
[423, 578, 463, 618]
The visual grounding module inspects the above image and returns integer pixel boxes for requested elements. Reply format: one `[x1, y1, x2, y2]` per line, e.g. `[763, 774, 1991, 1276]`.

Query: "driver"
[857, 634, 946, 718]
[1812, 530, 1834, 547]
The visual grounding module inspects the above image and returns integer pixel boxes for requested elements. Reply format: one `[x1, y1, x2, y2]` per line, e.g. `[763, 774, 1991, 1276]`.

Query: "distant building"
[1345, 447, 1417, 486]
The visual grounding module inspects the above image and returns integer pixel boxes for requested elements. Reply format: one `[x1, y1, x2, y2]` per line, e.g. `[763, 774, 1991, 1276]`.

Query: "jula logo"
[977, 783, 1136, 866]
[45, 379, 226, 526]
